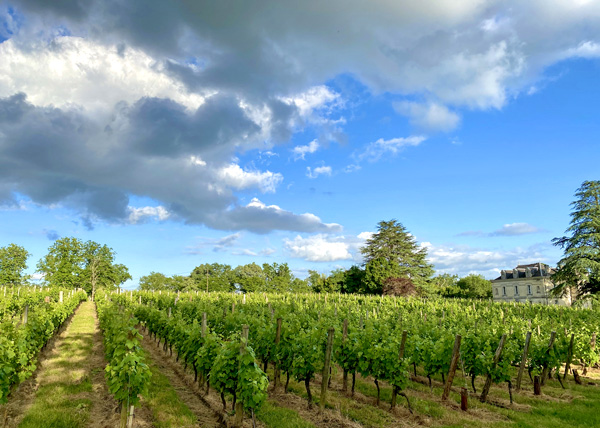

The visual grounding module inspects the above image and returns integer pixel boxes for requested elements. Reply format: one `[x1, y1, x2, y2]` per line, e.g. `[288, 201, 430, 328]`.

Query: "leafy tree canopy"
[360, 219, 434, 292]
[191, 263, 235, 292]
[553, 180, 600, 297]
[0, 243, 30, 286]
[37, 237, 129, 295]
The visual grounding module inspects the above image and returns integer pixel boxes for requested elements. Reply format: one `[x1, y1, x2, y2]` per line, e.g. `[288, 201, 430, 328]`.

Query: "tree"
[190, 263, 234, 292]
[0, 244, 30, 286]
[382, 277, 417, 297]
[455, 274, 492, 299]
[139, 272, 170, 291]
[262, 262, 295, 292]
[81, 241, 131, 300]
[37, 237, 129, 296]
[427, 273, 459, 296]
[37, 237, 85, 289]
[232, 263, 266, 293]
[360, 220, 434, 292]
[341, 265, 365, 294]
[553, 180, 600, 297]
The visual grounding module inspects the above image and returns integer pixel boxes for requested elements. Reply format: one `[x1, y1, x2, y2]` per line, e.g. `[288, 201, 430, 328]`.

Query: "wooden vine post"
[442, 334, 462, 401]
[563, 333, 575, 380]
[540, 331, 556, 386]
[273, 318, 282, 389]
[320, 327, 335, 410]
[391, 330, 411, 412]
[516, 331, 532, 390]
[480, 334, 506, 402]
[342, 319, 349, 392]
[234, 325, 249, 427]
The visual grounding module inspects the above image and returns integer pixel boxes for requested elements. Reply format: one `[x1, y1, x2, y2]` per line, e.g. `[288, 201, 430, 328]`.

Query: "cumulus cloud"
[128, 206, 171, 224]
[358, 136, 426, 162]
[306, 165, 332, 179]
[284, 234, 353, 262]
[423, 241, 555, 278]
[293, 140, 319, 160]
[207, 198, 342, 234]
[217, 164, 282, 193]
[490, 222, 545, 236]
[393, 101, 461, 132]
[284, 231, 372, 262]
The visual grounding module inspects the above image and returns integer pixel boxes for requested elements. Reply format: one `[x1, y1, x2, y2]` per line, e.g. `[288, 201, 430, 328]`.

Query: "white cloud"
[306, 165, 332, 179]
[127, 205, 171, 224]
[292, 140, 319, 160]
[217, 164, 283, 193]
[208, 198, 342, 234]
[282, 86, 341, 118]
[393, 101, 460, 132]
[284, 231, 372, 262]
[424, 241, 556, 279]
[285, 234, 353, 262]
[0, 37, 205, 112]
[358, 135, 426, 162]
[357, 231, 374, 241]
[491, 223, 545, 236]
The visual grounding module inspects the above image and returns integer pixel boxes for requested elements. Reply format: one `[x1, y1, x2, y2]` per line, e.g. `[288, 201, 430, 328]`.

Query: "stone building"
[491, 263, 571, 306]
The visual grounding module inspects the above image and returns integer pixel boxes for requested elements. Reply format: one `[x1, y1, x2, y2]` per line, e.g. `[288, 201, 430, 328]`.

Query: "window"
[527, 284, 532, 295]
[502, 286, 506, 296]
[536, 285, 540, 294]
[494, 288, 498, 295]
[515, 285, 519, 295]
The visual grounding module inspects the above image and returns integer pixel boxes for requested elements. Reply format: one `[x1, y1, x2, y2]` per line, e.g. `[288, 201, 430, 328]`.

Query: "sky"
[0, 1, 599, 288]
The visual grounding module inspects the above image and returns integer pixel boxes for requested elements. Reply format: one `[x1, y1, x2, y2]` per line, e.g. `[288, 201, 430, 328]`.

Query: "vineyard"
[0, 286, 87, 404]
[2, 287, 600, 428]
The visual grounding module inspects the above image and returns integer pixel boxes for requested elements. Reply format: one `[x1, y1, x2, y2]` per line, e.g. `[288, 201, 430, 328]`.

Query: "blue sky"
[0, 1, 599, 288]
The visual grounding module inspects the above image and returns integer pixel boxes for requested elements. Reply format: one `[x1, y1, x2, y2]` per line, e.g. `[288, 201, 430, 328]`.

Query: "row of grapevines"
[130, 301, 269, 418]
[0, 289, 87, 403]
[95, 292, 151, 421]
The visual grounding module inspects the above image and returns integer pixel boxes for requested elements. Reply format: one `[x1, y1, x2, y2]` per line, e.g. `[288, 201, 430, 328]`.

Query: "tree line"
[0, 237, 131, 300]
[138, 219, 493, 298]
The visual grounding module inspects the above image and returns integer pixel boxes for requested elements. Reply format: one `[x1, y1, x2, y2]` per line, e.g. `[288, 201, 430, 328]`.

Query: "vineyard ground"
[141, 323, 600, 428]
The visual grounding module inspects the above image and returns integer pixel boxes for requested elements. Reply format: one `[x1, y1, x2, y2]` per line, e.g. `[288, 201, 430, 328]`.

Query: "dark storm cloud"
[126, 94, 260, 159]
[0, 92, 336, 232]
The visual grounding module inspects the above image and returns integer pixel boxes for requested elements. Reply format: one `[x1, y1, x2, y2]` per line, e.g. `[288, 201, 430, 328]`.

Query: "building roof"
[494, 263, 555, 280]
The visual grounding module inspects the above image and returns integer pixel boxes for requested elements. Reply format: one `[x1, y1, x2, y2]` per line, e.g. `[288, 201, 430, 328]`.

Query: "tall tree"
[0, 244, 30, 286]
[37, 237, 84, 289]
[552, 180, 600, 297]
[81, 241, 130, 300]
[361, 219, 434, 291]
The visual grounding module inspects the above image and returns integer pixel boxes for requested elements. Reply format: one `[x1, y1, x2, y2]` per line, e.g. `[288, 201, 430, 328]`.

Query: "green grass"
[141, 350, 197, 428]
[19, 302, 96, 428]
[256, 400, 317, 428]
